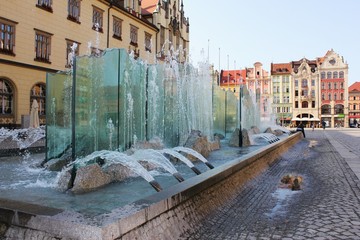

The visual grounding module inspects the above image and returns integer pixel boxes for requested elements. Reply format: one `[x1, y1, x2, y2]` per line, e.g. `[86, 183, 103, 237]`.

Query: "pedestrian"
[296, 122, 306, 138]
[321, 120, 326, 130]
[311, 123, 314, 131]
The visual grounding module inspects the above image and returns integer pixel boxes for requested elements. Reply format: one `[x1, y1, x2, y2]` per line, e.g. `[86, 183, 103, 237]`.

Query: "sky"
[184, 0, 360, 85]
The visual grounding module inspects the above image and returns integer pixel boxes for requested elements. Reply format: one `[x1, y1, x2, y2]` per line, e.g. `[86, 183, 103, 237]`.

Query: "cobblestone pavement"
[182, 129, 360, 240]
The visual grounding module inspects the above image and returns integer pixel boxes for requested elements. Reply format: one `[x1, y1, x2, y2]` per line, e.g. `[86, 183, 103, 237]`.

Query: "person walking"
[296, 122, 306, 138]
[321, 120, 326, 130]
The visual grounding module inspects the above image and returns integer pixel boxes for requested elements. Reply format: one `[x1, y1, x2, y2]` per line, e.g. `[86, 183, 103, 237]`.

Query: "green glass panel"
[46, 71, 72, 160]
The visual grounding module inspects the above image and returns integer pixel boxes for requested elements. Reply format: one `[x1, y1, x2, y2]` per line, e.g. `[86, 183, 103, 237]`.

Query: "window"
[37, 0, 53, 12]
[321, 105, 331, 114]
[302, 101, 308, 108]
[295, 90, 298, 97]
[145, 32, 152, 52]
[113, 17, 122, 40]
[0, 79, 14, 114]
[65, 40, 79, 68]
[311, 79, 315, 86]
[334, 82, 337, 89]
[340, 82, 344, 89]
[0, 18, 16, 55]
[30, 83, 46, 115]
[339, 71, 344, 78]
[160, 26, 165, 49]
[327, 72, 332, 79]
[68, 0, 81, 23]
[311, 90, 315, 97]
[92, 6, 104, 32]
[334, 93, 337, 100]
[301, 79, 307, 87]
[322, 94, 325, 100]
[328, 93, 331, 100]
[295, 79, 298, 87]
[333, 71, 338, 78]
[34, 30, 52, 63]
[321, 72, 325, 79]
[312, 101, 315, 108]
[321, 82, 325, 89]
[328, 83, 331, 89]
[341, 93, 344, 100]
[295, 101, 298, 108]
[130, 25, 138, 47]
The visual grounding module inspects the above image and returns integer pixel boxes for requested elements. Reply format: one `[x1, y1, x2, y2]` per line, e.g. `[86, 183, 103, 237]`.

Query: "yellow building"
[0, 0, 189, 128]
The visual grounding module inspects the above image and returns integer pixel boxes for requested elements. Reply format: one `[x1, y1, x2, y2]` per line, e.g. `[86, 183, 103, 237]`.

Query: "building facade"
[318, 50, 349, 128]
[0, 0, 189, 128]
[270, 63, 292, 126]
[348, 82, 360, 127]
[291, 58, 320, 127]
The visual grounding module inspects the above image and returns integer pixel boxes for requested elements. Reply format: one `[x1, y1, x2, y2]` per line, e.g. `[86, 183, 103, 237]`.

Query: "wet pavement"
[182, 128, 360, 240]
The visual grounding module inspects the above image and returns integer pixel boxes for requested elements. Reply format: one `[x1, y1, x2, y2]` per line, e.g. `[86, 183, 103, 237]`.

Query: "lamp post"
[238, 76, 243, 147]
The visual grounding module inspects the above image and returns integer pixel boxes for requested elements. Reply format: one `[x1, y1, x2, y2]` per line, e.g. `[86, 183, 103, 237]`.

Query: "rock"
[273, 129, 284, 136]
[184, 130, 211, 159]
[209, 135, 221, 151]
[214, 133, 225, 140]
[264, 127, 274, 134]
[229, 128, 241, 147]
[250, 126, 261, 134]
[241, 129, 251, 147]
[229, 128, 251, 147]
[71, 164, 111, 193]
[104, 163, 135, 182]
[44, 158, 70, 171]
[57, 169, 73, 192]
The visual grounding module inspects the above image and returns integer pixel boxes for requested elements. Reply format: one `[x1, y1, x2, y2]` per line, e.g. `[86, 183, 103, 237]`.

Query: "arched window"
[321, 72, 326, 79]
[321, 105, 331, 114]
[333, 71, 338, 78]
[0, 79, 14, 114]
[30, 83, 46, 115]
[339, 71, 344, 78]
[335, 104, 344, 114]
[302, 101, 308, 108]
[327, 72, 332, 79]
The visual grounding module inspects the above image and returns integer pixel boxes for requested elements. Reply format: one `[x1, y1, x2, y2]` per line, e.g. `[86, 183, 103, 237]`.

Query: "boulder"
[184, 130, 211, 159]
[57, 169, 73, 192]
[104, 163, 135, 182]
[71, 164, 111, 193]
[229, 128, 241, 147]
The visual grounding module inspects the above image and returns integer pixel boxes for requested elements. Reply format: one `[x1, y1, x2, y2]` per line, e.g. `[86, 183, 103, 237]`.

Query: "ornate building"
[0, 0, 189, 128]
[142, 0, 189, 62]
[318, 50, 349, 127]
[291, 58, 320, 127]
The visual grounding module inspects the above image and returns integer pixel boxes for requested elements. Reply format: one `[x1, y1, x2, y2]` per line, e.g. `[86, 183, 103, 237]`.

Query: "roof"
[271, 63, 292, 75]
[220, 69, 247, 85]
[349, 82, 360, 92]
[141, 0, 159, 15]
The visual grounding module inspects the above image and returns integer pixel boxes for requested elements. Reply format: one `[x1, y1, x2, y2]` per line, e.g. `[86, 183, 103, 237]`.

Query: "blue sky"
[184, 0, 360, 85]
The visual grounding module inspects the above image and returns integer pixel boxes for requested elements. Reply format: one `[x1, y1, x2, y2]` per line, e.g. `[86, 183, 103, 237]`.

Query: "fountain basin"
[0, 132, 302, 239]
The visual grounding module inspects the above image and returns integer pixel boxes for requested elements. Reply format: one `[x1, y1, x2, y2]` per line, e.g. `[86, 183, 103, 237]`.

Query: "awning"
[291, 117, 301, 121]
[310, 117, 320, 121]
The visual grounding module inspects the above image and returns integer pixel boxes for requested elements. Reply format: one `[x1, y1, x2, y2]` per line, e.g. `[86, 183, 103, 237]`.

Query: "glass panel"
[46, 72, 72, 160]
[74, 49, 120, 157]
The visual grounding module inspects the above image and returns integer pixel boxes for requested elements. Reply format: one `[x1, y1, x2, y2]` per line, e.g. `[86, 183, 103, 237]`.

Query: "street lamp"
[238, 76, 243, 147]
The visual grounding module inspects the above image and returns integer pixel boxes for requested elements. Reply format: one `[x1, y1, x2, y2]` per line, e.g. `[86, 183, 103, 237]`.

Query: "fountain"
[0, 45, 300, 239]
